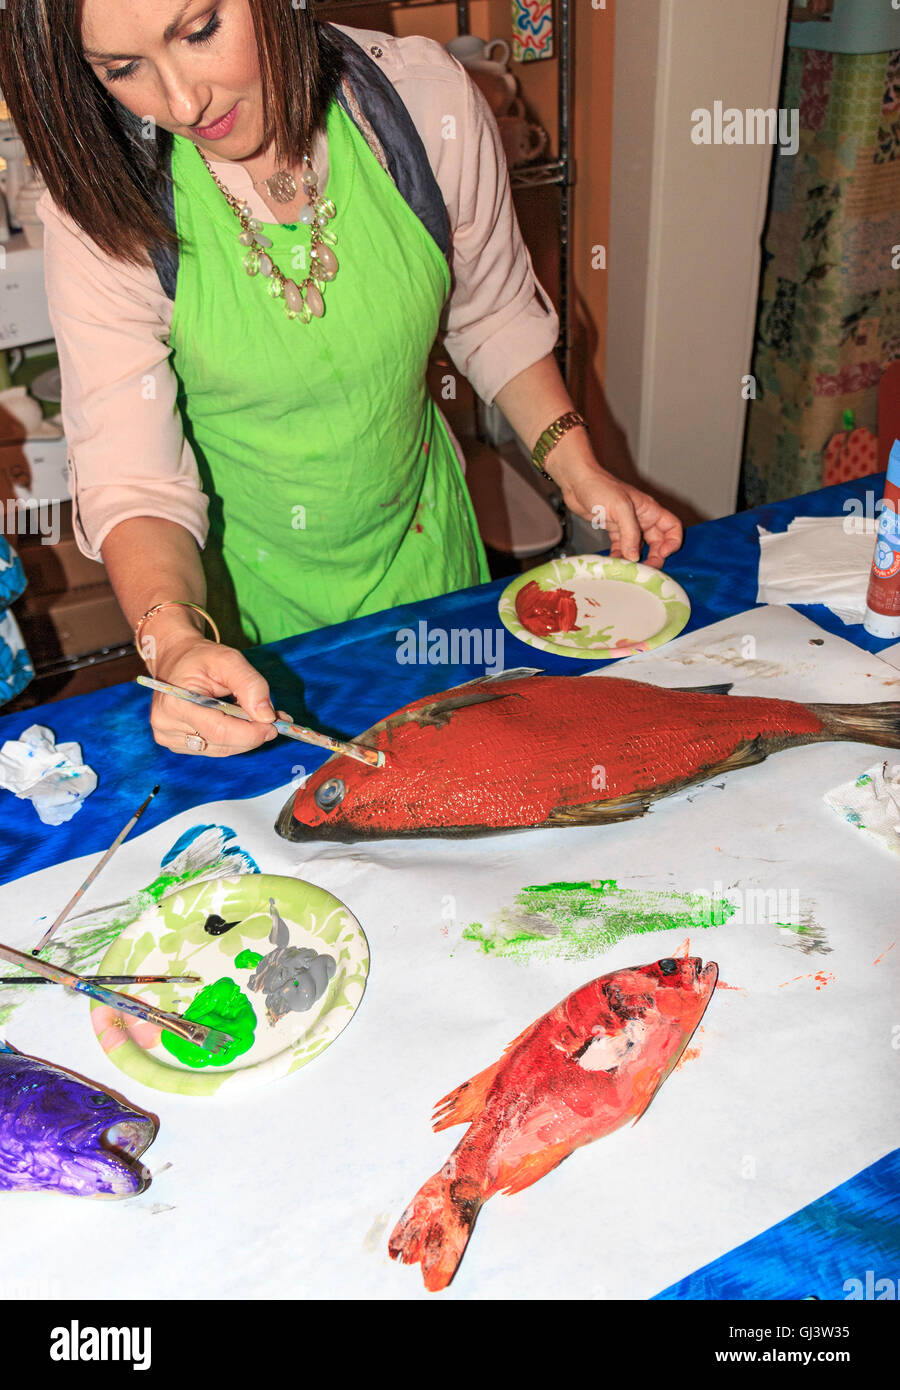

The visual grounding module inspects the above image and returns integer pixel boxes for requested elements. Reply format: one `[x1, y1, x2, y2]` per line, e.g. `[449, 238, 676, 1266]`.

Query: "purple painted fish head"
[0, 1045, 158, 1199]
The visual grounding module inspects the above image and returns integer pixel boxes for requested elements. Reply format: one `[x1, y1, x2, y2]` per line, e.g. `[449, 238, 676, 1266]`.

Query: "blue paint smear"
[159, 824, 259, 874]
[654, 1148, 900, 1300]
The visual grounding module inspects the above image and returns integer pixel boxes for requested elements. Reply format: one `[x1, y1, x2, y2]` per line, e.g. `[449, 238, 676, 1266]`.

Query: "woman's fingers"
[204, 646, 276, 723]
[151, 696, 278, 753]
[148, 641, 280, 757]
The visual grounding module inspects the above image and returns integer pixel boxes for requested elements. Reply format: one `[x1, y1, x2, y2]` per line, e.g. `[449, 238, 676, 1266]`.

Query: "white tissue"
[757, 516, 874, 623]
[0, 724, 98, 825]
[824, 762, 900, 858]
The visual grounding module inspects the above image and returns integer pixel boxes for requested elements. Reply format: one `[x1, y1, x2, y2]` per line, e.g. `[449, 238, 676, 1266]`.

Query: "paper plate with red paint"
[90, 874, 369, 1098]
[499, 554, 691, 659]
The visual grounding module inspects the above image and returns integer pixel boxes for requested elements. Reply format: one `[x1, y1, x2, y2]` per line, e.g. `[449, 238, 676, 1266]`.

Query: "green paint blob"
[463, 879, 738, 964]
[161, 976, 257, 1068]
[234, 949, 263, 970]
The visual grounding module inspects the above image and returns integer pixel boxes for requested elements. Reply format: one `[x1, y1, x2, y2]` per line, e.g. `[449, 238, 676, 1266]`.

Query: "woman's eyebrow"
[82, 0, 197, 61]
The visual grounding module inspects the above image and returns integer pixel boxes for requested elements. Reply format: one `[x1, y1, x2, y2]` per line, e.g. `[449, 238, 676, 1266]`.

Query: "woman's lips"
[193, 102, 239, 140]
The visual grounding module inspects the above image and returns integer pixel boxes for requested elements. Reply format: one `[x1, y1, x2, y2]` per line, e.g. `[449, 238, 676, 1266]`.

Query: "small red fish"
[389, 955, 718, 1291]
[276, 669, 900, 841]
[515, 580, 581, 636]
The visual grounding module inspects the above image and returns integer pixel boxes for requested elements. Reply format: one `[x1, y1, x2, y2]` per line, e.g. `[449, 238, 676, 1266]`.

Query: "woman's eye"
[105, 62, 139, 84]
[187, 13, 222, 47]
[101, 11, 220, 83]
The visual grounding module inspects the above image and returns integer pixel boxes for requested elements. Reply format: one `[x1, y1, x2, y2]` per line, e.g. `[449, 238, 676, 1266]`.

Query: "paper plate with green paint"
[499, 554, 690, 659]
[90, 874, 369, 1098]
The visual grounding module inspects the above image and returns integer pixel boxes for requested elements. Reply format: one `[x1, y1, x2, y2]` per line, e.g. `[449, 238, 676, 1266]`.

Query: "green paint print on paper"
[234, 949, 263, 970]
[463, 879, 737, 963]
[161, 976, 257, 1068]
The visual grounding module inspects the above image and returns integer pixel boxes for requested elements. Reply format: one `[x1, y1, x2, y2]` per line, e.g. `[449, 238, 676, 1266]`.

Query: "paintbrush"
[0, 943, 232, 1055]
[32, 785, 161, 954]
[0, 974, 201, 987]
[136, 676, 385, 768]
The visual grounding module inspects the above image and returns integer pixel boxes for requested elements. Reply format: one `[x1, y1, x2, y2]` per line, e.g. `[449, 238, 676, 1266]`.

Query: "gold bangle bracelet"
[134, 601, 221, 665]
[531, 410, 588, 481]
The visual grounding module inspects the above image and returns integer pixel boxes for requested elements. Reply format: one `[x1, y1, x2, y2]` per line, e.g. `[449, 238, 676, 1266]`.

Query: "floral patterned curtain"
[741, 21, 900, 506]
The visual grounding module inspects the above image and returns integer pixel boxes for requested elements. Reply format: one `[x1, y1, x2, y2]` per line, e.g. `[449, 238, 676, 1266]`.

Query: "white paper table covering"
[0, 608, 897, 1300]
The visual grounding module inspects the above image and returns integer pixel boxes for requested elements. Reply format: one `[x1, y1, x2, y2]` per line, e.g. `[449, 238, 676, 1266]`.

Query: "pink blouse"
[37, 24, 559, 562]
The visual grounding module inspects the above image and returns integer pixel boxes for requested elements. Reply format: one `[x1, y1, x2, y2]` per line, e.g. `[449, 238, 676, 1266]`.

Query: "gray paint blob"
[248, 898, 336, 1024]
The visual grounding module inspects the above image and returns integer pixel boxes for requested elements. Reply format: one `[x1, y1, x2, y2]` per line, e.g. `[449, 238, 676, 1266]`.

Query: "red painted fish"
[389, 954, 718, 1291]
[276, 668, 900, 841]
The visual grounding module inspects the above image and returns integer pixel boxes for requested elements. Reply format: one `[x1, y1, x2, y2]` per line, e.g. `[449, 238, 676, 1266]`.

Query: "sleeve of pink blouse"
[383, 33, 560, 405]
[36, 193, 209, 563]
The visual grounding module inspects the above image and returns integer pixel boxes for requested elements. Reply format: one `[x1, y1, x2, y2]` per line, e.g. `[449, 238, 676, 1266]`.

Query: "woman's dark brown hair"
[0, 1, 344, 264]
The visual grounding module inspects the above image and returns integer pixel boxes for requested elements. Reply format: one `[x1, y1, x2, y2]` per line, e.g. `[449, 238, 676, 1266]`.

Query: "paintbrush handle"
[32, 784, 160, 954]
[137, 675, 384, 767]
[0, 943, 229, 1052]
[0, 974, 200, 986]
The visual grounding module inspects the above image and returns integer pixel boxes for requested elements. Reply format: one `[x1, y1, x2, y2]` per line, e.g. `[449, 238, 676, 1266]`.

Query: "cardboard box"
[14, 584, 133, 663]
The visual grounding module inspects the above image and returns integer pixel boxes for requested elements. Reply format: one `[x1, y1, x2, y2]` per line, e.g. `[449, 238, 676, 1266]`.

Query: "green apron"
[168, 97, 489, 646]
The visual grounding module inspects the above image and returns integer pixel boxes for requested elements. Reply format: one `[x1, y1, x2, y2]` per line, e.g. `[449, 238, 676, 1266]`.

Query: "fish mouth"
[693, 958, 719, 990]
[97, 1116, 158, 1197]
[275, 792, 326, 841]
[103, 1117, 157, 1161]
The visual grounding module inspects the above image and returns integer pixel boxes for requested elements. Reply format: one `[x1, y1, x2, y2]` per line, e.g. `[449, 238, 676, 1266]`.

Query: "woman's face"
[81, 0, 267, 160]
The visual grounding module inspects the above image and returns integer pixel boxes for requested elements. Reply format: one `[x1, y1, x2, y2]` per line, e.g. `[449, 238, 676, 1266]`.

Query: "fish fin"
[544, 793, 653, 826]
[432, 1057, 507, 1131]
[479, 666, 543, 682]
[807, 701, 900, 750]
[500, 1141, 573, 1197]
[432, 1016, 549, 1130]
[543, 736, 770, 827]
[673, 682, 734, 696]
[407, 687, 522, 728]
[388, 1170, 482, 1292]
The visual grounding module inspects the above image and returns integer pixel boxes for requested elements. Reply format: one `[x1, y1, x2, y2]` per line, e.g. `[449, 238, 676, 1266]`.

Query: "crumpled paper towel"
[757, 516, 874, 623]
[0, 724, 98, 824]
[824, 762, 900, 858]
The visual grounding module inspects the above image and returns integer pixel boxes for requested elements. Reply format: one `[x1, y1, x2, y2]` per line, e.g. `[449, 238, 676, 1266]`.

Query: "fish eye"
[658, 958, 679, 975]
[314, 777, 345, 811]
[86, 1093, 112, 1107]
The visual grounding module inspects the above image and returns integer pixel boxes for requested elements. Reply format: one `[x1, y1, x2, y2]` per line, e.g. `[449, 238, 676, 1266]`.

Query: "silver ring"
[185, 730, 208, 753]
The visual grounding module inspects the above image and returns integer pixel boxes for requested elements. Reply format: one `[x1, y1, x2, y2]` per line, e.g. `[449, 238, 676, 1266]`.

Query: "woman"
[0, 1, 682, 757]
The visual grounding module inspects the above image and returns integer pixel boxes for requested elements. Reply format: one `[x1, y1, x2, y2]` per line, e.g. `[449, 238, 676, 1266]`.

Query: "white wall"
[605, 0, 790, 520]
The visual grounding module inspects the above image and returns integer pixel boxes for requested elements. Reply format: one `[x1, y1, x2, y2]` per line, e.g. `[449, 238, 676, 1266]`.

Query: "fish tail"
[388, 1169, 482, 1292]
[807, 701, 900, 750]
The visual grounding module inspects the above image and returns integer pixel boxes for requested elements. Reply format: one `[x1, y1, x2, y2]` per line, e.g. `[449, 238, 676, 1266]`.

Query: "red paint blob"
[515, 580, 581, 636]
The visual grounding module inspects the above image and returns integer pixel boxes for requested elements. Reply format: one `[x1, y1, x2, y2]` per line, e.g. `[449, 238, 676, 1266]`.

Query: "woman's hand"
[149, 634, 283, 757]
[552, 452, 684, 569]
[491, 357, 684, 569]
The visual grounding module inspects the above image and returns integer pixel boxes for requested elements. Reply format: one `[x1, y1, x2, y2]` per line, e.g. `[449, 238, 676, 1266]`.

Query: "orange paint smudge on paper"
[779, 970, 835, 991]
[874, 942, 895, 965]
[674, 1027, 704, 1070]
[674, 937, 691, 958]
[715, 980, 745, 992]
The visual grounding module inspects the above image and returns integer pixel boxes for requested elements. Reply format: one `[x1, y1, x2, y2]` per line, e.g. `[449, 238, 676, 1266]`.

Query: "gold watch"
[531, 411, 588, 480]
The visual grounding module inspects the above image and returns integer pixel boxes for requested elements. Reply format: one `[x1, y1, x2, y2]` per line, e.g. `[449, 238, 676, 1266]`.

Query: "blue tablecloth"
[0, 473, 896, 1301]
[0, 475, 893, 885]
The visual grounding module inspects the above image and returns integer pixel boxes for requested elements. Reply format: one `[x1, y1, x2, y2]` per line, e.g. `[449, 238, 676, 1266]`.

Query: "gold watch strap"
[531, 411, 588, 480]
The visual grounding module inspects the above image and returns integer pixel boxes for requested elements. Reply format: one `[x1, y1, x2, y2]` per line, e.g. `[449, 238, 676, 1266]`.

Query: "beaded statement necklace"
[198, 147, 339, 323]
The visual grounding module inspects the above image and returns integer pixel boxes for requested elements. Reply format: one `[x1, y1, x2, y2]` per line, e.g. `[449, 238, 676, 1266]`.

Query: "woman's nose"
[160, 71, 212, 130]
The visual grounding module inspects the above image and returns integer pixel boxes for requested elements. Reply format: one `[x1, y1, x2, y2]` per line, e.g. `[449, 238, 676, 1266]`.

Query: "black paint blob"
[203, 914, 241, 937]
